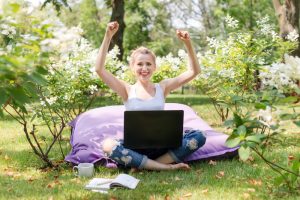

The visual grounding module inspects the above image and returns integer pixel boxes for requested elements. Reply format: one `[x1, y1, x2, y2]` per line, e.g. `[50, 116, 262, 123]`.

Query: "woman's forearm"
[95, 33, 112, 74]
[184, 40, 201, 75]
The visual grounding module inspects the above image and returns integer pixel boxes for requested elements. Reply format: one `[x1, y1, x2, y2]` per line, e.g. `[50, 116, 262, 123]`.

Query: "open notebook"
[85, 174, 139, 193]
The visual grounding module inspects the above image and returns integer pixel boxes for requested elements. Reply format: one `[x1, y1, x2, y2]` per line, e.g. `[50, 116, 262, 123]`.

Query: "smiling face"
[130, 47, 156, 82]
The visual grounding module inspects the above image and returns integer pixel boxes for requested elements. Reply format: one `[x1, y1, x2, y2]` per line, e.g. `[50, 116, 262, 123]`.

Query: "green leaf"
[225, 137, 241, 148]
[231, 95, 243, 102]
[255, 103, 266, 110]
[224, 119, 234, 127]
[293, 121, 300, 127]
[7, 87, 31, 105]
[0, 88, 8, 106]
[278, 96, 298, 104]
[28, 72, 47, 85]
[274, 175, 285, 186]
[238, 146, 250, 161]
[30, 114, 37, 122]
[237, 125, 247, 137]
[9, 3, 20, 13]
[36, 66, 49, 75]
[233, 113, 243, 127]
[280, 113, 296, 120]
[245, 134, 265, 143]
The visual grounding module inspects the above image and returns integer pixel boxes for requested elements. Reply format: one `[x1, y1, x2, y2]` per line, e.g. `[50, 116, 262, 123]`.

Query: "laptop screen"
[124, 110, 183, 149]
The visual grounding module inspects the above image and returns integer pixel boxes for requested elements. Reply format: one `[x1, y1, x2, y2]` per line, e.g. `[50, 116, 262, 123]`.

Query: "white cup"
[73, 163, 94, 178]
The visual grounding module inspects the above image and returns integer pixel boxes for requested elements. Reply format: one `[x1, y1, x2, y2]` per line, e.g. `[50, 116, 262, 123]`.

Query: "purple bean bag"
[65, 103, 238, 168]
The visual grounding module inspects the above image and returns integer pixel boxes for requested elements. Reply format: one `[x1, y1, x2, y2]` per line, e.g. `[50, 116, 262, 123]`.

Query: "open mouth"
[140, 71, 150, 77]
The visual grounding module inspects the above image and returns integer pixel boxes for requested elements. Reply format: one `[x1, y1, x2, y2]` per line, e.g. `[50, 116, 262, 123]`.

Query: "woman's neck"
[135, 80, 154, 88]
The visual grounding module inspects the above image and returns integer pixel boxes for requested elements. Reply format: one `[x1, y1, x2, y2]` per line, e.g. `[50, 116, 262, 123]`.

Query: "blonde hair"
[129, 46, 156, 67]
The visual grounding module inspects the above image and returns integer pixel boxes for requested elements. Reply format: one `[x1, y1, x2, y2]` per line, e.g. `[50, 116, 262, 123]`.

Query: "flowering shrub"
[152, 51, 187, 83]
[192, 15, 297, 121]
[260, 54, 300, 93]
[0, 2, 120, 166]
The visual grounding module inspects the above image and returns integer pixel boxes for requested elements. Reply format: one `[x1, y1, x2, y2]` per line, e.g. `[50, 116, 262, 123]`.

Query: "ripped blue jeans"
[104, 130, 206, 169]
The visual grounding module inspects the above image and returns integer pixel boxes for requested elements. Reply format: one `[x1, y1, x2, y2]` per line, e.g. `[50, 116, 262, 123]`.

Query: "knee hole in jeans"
[101, 138, 119, 156]
[196, 132, 206, 147]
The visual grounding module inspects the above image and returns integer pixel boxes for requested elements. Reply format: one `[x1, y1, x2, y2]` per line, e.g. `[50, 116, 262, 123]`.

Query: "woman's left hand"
[176, 30, 190, 42]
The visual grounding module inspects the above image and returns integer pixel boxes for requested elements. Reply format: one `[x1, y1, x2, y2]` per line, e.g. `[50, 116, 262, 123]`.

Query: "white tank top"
[124, 83, 165, 111]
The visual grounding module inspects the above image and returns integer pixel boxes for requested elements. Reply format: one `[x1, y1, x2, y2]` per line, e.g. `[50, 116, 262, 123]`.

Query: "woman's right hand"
[106, 21, 119, 39]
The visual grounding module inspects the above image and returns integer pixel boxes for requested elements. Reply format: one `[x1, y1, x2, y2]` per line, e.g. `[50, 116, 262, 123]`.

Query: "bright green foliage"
[79, 0, 105, 47]
[192, 15, 297, 121]
[124, 0, 174, 58]
[0, 1, 121, 166]
[0, 2, 52, 115]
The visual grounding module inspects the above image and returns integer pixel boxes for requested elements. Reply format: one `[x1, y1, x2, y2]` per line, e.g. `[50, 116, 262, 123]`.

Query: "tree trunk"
[109, 0, 125, 61]
[272, 0, 300, 57]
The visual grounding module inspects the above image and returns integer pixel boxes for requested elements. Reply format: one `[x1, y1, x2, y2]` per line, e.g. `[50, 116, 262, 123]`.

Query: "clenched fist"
[106, 21, 119, 38]
[176, 30, 190, 42]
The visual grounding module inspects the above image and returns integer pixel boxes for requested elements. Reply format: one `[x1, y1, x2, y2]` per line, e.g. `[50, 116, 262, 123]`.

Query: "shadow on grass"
[166, 94, 212, 106]
[0, 113, 24, 122]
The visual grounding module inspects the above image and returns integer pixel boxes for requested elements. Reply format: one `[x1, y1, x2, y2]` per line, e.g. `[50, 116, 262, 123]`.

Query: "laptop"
[124, 110, 184, 149]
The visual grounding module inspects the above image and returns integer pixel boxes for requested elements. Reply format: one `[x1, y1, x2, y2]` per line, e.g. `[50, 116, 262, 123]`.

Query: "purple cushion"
[65, 103, 238, 168]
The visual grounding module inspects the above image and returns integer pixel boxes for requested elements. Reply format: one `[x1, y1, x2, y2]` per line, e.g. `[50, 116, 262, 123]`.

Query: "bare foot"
[169, 163, 191, 170]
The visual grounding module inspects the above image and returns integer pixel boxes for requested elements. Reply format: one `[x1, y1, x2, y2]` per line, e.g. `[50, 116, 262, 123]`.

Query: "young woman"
[96, 21, 206, 171]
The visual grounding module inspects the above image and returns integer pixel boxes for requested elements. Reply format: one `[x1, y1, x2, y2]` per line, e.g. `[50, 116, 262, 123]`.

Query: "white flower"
[284, 54, 300, 80]
[257, 106, 272, 122]
[286, 29, 299, 42]
[21, 34, 39, 41]
[256, 15, 277, 37]
[225, 15, 238, 28]
[206, 37, 219, 48]
[40, 100, 46, 107]
[108, 46, 120, 59]
[40, 38, 60, 52]
[88, 85, 98, 94]
[1, 30, 9, 35]
[178, 49, 187, 59]
[46, 96, 57, 105]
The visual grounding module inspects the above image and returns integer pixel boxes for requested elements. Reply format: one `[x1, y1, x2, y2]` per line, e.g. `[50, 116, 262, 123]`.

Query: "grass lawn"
[0, 94, 299, 200]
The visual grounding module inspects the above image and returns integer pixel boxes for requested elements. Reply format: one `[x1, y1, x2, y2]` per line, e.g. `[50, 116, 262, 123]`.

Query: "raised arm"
[160, 30, 201, 96]
[95, 21, 128, 101]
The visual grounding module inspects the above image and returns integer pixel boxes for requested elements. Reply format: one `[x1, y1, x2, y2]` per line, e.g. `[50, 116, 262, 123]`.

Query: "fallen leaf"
[174, 176, 182, 181]
[4, 155, 10, 160]
[182, 193, 192, 197]
[248, 179, 262, 186]
[5, 171, 14, 177]
[288, 155, 295, 160]
[160, 181, 169, 185]
[208, 160, 217, 166]
[109, 197, 118, 200]
[13, 173, 21, 179]
[247, 188, 256, 193]
[201, 189, 209, 194]
[70, 178, 81, 184]
[47, 183, 54, 189]
[54, 180, 61, 185]
[247, 156, 255, 162]
[149, 195, 156, 200]
[215, 171, 225, 179]
[243, 193, 250, 199]
[27, 176, 35, 183]
[218, 171, 225, 176]
[196, 169, 202, 175]
[164, 194, 170, 200]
